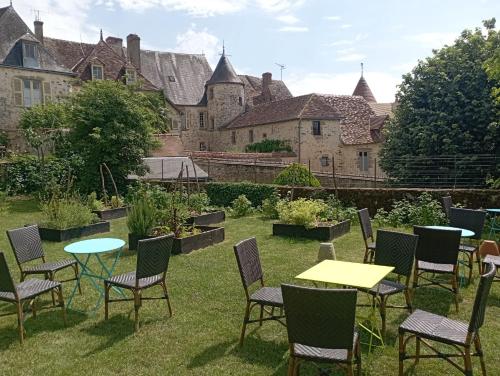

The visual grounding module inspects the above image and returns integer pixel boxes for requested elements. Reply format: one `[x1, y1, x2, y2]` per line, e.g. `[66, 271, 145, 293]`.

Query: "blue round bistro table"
[425, 225, 474, 238]
[487, 209, 500, 240]
[64, 238, 126, 312]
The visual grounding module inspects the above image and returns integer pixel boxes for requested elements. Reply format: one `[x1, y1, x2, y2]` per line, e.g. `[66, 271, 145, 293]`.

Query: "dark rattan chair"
[281, 284, 360, 376]
[358, 208, 376, 263]
[361, 230, 418, 337]
[104, 234, 174, 331]
[482, 255, 500, 282]
[233, 237, 285, 347]
[6, 225, 80, 305]
[0, 252, 66, 344]
[399, 262, 496, 376]
[442, 196, 453, 219]
[449, 207, 487, 283]
[413, 226, 462, 312]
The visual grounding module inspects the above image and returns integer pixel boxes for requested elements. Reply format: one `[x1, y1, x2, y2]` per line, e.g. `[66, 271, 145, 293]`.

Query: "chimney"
[34, 20, 44, 44]
[262, 72, 272, 102]
[106, 36, 123, 57]
[126, 34, 141, 71]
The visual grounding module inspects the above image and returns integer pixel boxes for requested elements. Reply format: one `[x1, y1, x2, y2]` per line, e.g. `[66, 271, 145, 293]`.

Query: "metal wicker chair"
[360, 230, 418, 337]
[233, 237, 285, 347]
[449, 207, 487, 283]
[399, 262, 496, 376]
[413, 226, 462, 312]
[281, 284, 360, 376]
[482, 255, 500, 282]
[442, 196, 453, 219]
[358, 208, 376, 263]
[6, 225, 80, 305]
[0, 252, 66, 344]
[104, 234, 174, 331]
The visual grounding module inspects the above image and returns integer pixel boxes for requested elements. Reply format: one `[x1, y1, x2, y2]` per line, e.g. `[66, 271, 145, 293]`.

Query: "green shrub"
[87, 192, 105, 211]
[276, 198, 328, 229]
[245, 139, 292, 153]
[187, 192, 211, 215]
[260, 191, 282, 219]
[126, 194, 157, 236]
[273, 163, 320, 187]
[205, 182, 277, 207]
[229, 194, 253, 217]
[40, 195, 98, 230]
[109, 195, 124, 209]
[324, 195, 359, 224]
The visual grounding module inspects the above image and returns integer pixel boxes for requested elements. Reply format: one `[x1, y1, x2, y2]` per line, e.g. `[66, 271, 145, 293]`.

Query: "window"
[210, 117, 215, 130]
[23, 43, 39, 68]
[320, 155, 330, 167]
[172, 120, 179, 130]
[199, 142, 207, 151]
[168, 75, 176, 82]
[238, 97, 243, 106]
[263, 133, 267, 139]
[231, 131, 236, 145]
[312, 120, 321, 136]
[209, 87, 214, 100]
[126, 69, 136, 84]
[199, 112, 205, 128]
[358, 151, 369, 172]
[22, 79, 42, 107]
[181, 112, 187, 130]
[92, 64, 103, 80]
[249, 130, 254, 143]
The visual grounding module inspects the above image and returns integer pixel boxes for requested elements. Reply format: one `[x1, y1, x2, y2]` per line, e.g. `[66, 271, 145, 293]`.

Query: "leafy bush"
[260, 191, 282, 219]
[40, 191, 98, 230]
[126, 194, 157, 236]
[187, 192, 211, 215]
[109, 195, 124, 209]
[245, 139, 292, 153]
[273, 163, 321, 187]
[229, 195, 253, 217]
[205, 182, 277, 207]
[374, 192, 446, 227]
[323, 195, 358, 224]
[87, 192, 105, 211]
[276, 198, 328, 229]
[157, 191, 190, 238]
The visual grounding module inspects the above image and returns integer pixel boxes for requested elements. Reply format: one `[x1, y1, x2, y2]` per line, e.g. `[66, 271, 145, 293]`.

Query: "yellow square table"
[296, 260, 394, 350]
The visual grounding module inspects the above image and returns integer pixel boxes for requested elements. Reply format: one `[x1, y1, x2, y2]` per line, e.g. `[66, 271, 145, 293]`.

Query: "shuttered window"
[92, 64, 103, 80]
[312, 120, 321, 135]
[231, 131, 236, 144]
[249, 129, 254, 143]
[12, 78, 23, 106]
[23, 43, 39, 68]
[358, 151, 369, 172]
[13, 78, 50, 107]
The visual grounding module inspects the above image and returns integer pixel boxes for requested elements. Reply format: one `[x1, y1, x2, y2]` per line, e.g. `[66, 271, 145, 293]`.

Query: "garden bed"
[272, 220, 350, 241]
[93, 207, 128, 220]
[186, 210, 225, 226]
[39, 221, 111, 242]
[173, 226, 225, 255]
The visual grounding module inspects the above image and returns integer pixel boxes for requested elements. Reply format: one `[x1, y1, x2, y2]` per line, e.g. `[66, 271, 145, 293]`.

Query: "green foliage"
[143, 91, 171, 133]
[323, 195, 359, 225]
[273, 163, 321, 187]
[374, 192, 446, 227]
[0, 190, 8, 214]
[276, 198, 328, 229]
[86, 192, 105, 211]
[260, 191, 282, 219]
[60, 80, 160, 194]
[126, 194, 157, 236]
[0, 131, 9, 148]
[380, 19, 500, 184]
[229, 195, 253, 217]
[486, 175, 500, 189]
[109, 195, 124, 209]
[188, 192, 211, 215]
[205, 182, 277, 207]
[245, 139, 292, 153]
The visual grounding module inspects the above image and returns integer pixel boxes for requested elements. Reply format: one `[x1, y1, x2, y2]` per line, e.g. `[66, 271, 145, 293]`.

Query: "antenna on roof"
[275, 63, 286, 81]
[100, 29, 103, 41]
[361, 62, 364, 77]
[219, 40, 231, 57]
[34, 9, 40, 21]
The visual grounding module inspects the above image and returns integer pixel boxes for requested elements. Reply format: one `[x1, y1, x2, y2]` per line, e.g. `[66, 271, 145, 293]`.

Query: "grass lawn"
[0, 198, 499, 375]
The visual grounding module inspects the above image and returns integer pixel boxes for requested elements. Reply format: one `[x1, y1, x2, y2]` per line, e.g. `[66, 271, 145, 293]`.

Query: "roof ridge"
[297, 94, 315, 119]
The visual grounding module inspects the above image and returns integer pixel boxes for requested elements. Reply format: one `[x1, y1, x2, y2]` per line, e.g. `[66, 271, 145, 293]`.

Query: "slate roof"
[353, 76, 376, 102]
[239, 75, 292, 106]
[206, 53, 242, 85]
[44, 37, 94, 70]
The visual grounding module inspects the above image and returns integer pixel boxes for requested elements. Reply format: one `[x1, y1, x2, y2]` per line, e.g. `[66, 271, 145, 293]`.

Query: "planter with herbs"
[183, 192, 225, 226]
[88, 192, 128, 220]
[152, 225, 225, 255]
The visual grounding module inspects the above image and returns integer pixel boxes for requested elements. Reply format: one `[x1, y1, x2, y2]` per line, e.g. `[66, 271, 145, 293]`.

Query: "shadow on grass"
[412, 286, 455, 316]
[82, 314, 135, 356]
[7, 198, 39, 214]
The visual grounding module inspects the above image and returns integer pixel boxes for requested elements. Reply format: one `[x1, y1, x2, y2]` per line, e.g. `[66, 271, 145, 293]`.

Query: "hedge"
[205, 182, 277, 207]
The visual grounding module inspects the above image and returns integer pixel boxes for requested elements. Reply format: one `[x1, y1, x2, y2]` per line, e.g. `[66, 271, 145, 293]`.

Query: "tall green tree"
[380, 19, 499, 185]
[61, 81, 160, 193]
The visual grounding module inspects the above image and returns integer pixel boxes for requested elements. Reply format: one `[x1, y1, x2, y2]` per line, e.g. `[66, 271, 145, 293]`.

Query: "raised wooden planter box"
[186, 210, 225, 226]
[272, 220, 351, 241]
[93, 207, 128, 220]
[173, 226, 225, 255]
[39, 221, 111, 242]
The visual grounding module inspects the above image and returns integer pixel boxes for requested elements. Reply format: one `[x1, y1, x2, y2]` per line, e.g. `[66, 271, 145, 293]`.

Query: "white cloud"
[255, 0, 306, 13]
[327, 33, 368, 47]
[286, 71, 401, 102]
[340, 24, 352, 29]
[279, 26, 309, 32]
[325, 15, 341, 21]
[405, 32, 457, 49]
[336, 53, 366, 62]
[276, 14, 300, 24]
[174, 24, 221, 66]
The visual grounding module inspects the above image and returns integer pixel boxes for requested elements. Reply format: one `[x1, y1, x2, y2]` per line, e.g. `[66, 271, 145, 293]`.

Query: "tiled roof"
[206, 53, 242, 85]
[353, 76, 376, 102]
[368, 102, 393, 116]
[239, 75, 292, 105]
[44, 37, 94, 70]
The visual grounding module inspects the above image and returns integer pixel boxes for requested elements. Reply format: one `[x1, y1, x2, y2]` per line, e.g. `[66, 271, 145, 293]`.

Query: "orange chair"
[478, 240, 499, 273]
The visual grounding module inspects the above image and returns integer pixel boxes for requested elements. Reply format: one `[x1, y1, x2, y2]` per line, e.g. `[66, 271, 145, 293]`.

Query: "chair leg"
[104, 282, 110, 320]
[133, 290, 142, 332]
[239, 301, 251, 347]
[474, 335, 486, 376]
[415, 337, 421, 364]
[57, 286, 67, 326]
[30, 299, 37, 319]
[379, 296, 387, 339]
[355, 338, 362, 376]
[467, 252, 474, 283]
[464, 345, 473, 376]
[293, 358, 300, 376]
[404, 288, 413, 313]
[363, 247, 369, 264]
[259, 304, 264, 326]
[161, 282, 173, 317]
[74, 264, 82, 295]
[452, 271, 460, 313]
[287, 356, 295, 376]
[16, 302, 24, 344]
[398, 332, 405, 375]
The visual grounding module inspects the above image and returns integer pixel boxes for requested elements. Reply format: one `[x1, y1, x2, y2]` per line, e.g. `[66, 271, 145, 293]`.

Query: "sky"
[7, 0, 499, 102]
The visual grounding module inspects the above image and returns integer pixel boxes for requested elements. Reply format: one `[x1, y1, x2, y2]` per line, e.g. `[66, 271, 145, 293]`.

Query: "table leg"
[358, 284, 384, 352]
[67, 254, 92, 310]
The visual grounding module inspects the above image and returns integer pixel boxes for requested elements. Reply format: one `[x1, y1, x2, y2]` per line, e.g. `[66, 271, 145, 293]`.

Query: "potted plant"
[185, 192, 225, 226]
[127, 194, 157, 250]
[272, 198, 350, 241]
[88, 192, 128, 220]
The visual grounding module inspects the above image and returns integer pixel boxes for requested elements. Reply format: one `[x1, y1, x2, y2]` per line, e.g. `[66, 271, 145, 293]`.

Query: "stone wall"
[207, 83, 245, 130]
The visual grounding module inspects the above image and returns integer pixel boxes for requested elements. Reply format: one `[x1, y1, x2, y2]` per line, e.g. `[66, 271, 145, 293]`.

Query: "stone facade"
[206, 83, 245, 129]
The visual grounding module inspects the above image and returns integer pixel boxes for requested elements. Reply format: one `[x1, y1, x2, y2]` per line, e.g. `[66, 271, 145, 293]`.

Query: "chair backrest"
[135, 234, 174, 282]
[281, 284, 357, 350]
[375, 230, 418, 277]
[233, 237, 263, 290]
[6, 225, 45, 265]
[468, 262, 496, 333]
[449, 207, 486, 240]
[442, 196, 453, 219]
[0, 252, 17, 298]
[358, 208, 373, 242]
[413, 226, 461, 265]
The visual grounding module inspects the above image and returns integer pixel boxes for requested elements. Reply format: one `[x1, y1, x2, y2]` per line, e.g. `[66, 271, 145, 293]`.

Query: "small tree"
[273, 163, 321, 187]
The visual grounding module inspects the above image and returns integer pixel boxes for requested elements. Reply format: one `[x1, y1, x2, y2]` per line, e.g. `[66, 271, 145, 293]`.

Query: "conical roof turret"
[206, 48, 242, 85]
[352, 63, 376, 102]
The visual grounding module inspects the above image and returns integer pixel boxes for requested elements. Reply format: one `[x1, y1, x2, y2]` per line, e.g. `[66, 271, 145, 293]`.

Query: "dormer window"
[126, 69, 137, 84]
[92, 64, 103, 80]
[23, 43, 39, 68]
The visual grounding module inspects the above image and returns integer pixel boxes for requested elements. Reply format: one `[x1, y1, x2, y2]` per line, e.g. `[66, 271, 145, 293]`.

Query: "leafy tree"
[273, 163, 321, 187]
[381, 19, 500, 184]
[61, 81, 160, 193]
